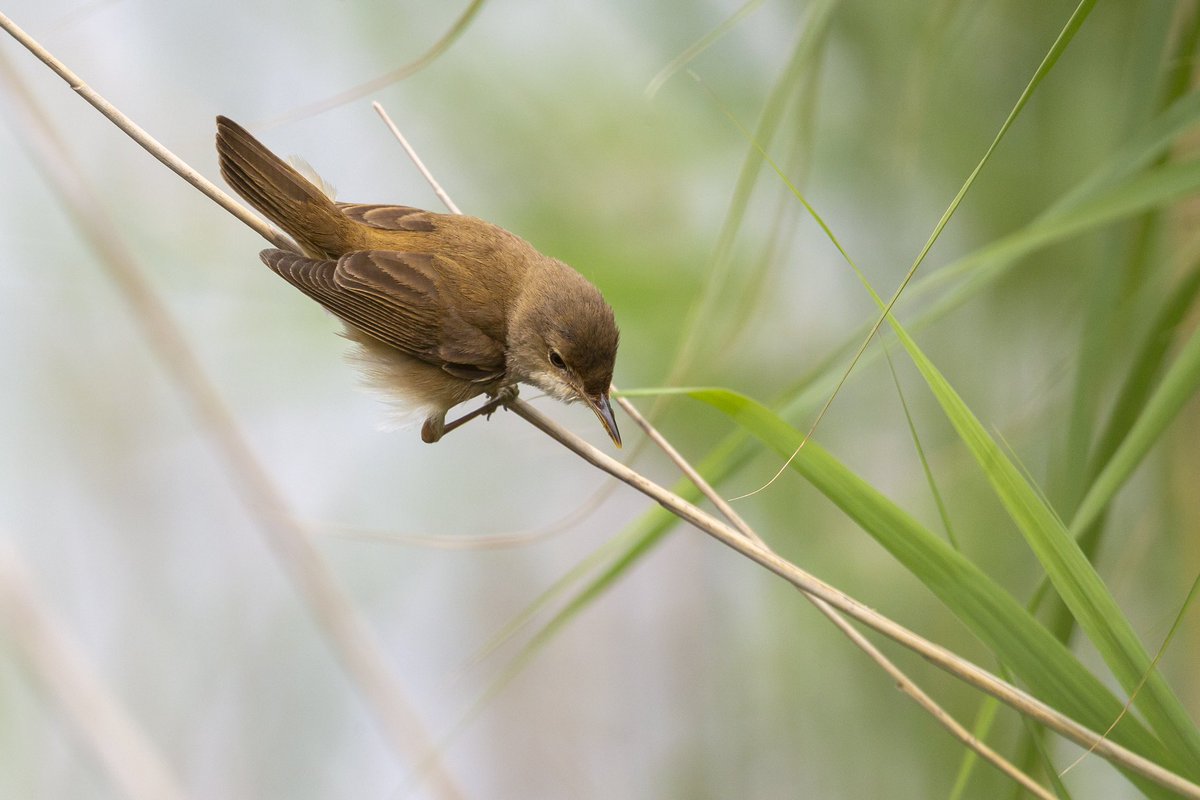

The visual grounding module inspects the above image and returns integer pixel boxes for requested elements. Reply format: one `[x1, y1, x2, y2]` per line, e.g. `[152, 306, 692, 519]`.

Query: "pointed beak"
[587, 392, 622, 448]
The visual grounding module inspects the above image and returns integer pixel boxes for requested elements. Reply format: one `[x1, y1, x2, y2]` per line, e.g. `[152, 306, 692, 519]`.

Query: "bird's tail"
[215, 116, 349, 258]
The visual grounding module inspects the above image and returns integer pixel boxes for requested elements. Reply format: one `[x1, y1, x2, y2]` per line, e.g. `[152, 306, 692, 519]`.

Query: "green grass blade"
[1072, 315, 1200, 536]
[467, 526, 634, 666]
[254, 0, 489, 129]
[664, 0, 838, 386]
[901, 87, 1200, 328]
[948, 696, 1000, 800]
[797, 0, 1098, 437]
[759, 92, 1200, 437]
[1088, 265, 1200, 483]
[487, 431, 755, 675]
[644, 0, 767, 99]
[1036, 265, 1200, 658]
[899, 0, 1096, 283]
[884, 345, 958, 549]
[912, 157, 1200, 316]
[1045, 89, 1200, 217]
[619, 386, 1177, 780]
[885, 321, 1200, 774]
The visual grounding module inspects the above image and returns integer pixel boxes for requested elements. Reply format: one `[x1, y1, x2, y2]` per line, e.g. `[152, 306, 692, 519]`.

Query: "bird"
[214, 116, 620, 446]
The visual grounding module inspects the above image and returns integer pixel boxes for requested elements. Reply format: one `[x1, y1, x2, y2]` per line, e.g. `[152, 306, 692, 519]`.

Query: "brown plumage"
[215, 116, 620, 445]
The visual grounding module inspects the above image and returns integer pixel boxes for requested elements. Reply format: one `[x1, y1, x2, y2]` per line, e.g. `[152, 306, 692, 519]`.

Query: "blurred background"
[1, 0, 1197, 797]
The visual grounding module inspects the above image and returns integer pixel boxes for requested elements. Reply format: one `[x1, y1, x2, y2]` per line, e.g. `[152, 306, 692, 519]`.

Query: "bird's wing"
[336, 203, 437, 232]
[260, 249, 506, 383]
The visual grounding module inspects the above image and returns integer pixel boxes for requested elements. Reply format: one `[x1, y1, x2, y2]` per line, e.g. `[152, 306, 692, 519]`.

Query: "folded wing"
[261, 249, 506, 383]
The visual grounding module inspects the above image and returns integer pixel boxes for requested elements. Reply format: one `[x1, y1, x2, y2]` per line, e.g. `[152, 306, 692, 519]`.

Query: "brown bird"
[215, 116, 620, 446]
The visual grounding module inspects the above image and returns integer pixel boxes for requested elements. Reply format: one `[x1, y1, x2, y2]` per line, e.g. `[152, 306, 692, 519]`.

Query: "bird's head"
[508, 261, 621, 447]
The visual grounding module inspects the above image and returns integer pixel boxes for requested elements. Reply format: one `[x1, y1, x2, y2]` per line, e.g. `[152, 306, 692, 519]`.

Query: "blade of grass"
[253, 0, 489, 130]
[619, 387, 1177, 779]
[896, 156, 1200, 327]
[1071, 314, 1200, 537]
[948, 697, 1000, 800]
[777, 101, 1200, 430]
[1035, 260, 1200, 647]
[1087, 262, 1200, 484]
[476, 430, 752, 662]
[884, 345, 958, 549]
[1061, 571, 1200, 779]
[885, 318, 1200, 774]
[820, 94, 1200, 760]
[644, 0, 767, 100]
[519, 389, 1200, 797]
[1058, 3, 1191, 513]
[982, 252, 1199, 790]
[662, 0, 838, 390]
[691, 0, 1097, 495]
[950, 676, 1074, 800]
[795, 0, 1097, 449]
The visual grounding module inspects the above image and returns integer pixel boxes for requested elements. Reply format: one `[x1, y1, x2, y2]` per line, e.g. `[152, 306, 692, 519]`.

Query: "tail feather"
[215, 116, 349, 257]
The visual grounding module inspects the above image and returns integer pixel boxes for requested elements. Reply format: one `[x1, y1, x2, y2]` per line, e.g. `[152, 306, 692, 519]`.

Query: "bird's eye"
[549, 350, 567, 370]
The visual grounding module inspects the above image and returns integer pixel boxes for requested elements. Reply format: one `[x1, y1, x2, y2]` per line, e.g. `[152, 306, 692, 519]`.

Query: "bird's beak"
[587, 392, 622, 448]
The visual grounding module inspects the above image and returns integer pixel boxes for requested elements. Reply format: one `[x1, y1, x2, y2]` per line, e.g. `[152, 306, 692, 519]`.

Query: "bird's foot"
[430, 388, 518, 442]
[487, 385, 520, 418]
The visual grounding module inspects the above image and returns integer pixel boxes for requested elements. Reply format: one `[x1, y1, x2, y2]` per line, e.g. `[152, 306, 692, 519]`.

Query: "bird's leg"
[487, 385, 520, 418]
[440, 398, 504, 437]
[426, 386, 520, 442]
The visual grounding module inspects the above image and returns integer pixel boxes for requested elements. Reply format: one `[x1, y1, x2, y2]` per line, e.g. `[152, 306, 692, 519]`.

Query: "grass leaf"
[622, 386, 1180, 783]
[884, 321, 1200, 774]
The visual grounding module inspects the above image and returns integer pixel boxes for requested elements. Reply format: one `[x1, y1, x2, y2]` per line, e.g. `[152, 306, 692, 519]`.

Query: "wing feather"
[336, 203, 437, 232]
[260, 248, 506, 382]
